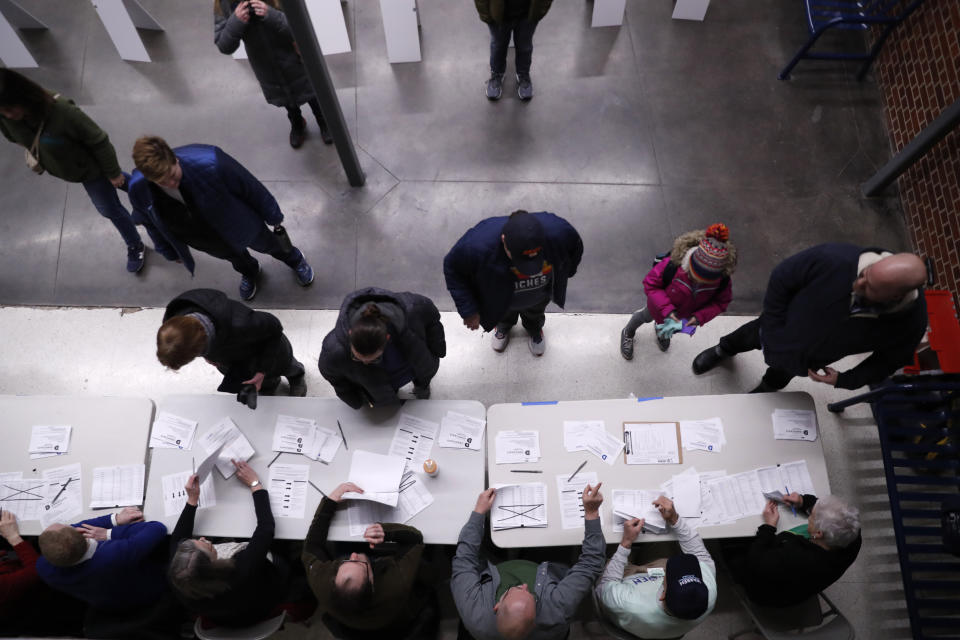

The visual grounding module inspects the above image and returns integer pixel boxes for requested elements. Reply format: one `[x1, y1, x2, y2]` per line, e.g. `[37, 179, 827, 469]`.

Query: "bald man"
[692, 243, 928, 392]
[452, 485, 605, 640]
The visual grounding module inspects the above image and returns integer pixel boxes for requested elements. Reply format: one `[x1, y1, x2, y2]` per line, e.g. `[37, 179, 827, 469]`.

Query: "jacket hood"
[335, 288, 407, 345]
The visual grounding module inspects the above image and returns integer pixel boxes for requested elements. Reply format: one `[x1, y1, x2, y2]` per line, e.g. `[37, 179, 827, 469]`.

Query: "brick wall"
[872, 0, 960, 302]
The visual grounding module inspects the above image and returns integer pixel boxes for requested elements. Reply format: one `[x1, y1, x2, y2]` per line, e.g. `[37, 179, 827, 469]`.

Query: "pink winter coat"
[642, 257, 732, 326]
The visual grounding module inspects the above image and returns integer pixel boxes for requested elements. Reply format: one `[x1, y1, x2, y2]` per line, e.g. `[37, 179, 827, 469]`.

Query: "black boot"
[317, 115, 333, 144]
[289, 115, 306, 149]
[692, 345, 729, 374]
[749, 380, 776, 394]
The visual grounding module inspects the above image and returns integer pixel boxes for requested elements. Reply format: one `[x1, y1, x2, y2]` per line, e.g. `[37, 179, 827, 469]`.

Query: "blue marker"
[785, 486, 797, 517]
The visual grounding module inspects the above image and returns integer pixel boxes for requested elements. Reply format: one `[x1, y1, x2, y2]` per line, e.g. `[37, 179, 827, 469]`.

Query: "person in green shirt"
[0, 69, 146, 273]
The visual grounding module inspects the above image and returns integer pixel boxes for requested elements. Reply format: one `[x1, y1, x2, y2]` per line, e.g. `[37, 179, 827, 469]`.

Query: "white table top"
[486, 392, 830, 547]
[0, 395, 154, 536]
[144, 395, 486, 544]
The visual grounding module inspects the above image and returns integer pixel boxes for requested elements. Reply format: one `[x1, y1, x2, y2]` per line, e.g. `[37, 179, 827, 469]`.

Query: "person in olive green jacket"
[0, 68, 146, 273]
[302, 481, 435, 636]
[475, 0, 554, 101]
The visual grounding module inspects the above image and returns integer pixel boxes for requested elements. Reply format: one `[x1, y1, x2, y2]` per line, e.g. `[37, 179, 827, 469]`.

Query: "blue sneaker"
[239, 261, 259, 301]
[294, 256, 314, 286]
[126, 244, 145, 273]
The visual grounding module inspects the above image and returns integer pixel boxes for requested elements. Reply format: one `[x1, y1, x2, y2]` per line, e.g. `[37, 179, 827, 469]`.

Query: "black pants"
[496, 297, 550, 337]
[262, 335, 306, 392]
[718, 318, 795, 390]
[488, 19, 538, 75]
[285, 98, 325, 128]
[197, 225, 302, 279]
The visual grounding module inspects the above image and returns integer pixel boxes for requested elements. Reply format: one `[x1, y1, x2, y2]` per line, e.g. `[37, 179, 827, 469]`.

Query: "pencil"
[308, 480, 329, 499]
[192, 457, 195, 475]
[337, 420, 348, 450]
[567, 460, 587, 482]
[267, 451, 282, 467]
[510, 470, 543, 473]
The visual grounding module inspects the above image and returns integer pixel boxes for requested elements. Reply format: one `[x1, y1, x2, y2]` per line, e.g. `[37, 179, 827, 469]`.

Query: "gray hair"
[810, 495, 860, 549]
[168, 539, 235, 600]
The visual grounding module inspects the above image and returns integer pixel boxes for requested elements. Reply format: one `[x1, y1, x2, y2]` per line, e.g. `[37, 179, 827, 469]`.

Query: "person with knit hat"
[620, 224, 736, 359]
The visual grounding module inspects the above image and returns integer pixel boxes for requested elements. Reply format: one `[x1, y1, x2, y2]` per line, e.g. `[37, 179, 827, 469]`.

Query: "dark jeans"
[263, 334, 306, 392]
[497, 297, 550, 337]
[718, 318, 795, 390]
[285, 98, 325, 127]
[200, 225, 303, 279]
[488, 19, 538, 75]
[82, 175, 142, 248]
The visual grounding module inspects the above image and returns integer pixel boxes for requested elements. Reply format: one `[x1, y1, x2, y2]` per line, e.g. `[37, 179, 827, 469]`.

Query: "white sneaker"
[492, 327, 510, 352]
[529, 331, 545, 356]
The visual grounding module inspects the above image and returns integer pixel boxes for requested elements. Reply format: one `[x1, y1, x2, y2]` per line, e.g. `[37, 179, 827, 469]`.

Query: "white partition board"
[591, 0, 626, 27]
[379, 0, 420, 63]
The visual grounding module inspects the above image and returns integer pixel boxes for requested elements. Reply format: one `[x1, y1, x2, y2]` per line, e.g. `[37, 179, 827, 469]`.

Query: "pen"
[567, 460, 587, 482]
[267, 452, 282, 467]
[192, 457, 195, 475]
[51, 477, 73, 504]
[337, 420, 348, 450]
[307, 480, 329, 499]
[785, 486, 797, 516]
[511, 470, 543, 473]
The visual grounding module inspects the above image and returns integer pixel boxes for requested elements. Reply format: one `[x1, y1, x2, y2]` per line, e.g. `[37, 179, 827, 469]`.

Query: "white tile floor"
[0, 306, 910, 639]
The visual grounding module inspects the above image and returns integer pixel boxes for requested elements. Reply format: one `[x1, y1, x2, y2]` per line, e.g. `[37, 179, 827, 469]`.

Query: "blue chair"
[779, 0, 929, 81]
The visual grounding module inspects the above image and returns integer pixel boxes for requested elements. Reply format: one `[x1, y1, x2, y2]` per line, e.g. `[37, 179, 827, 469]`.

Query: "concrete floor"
[0, 307, 912, 639]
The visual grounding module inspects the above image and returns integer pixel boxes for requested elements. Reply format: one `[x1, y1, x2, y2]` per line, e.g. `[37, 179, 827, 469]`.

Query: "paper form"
[772, 409, 818, 441]
[195, 442, 225, 483]
[679, 418, 726, 452]
[161, 471, 215, 516]
[28, 425, 72, 455]
[563, 420, 605, 452]
[495, 431, 541, 464]
[555, 472, 600, 530]
[611, 490, 666, 533]
[671, 470, 702, 518]
[697, 470, 728, 526]
[40, 463, 83, 529]
[389, 414, 439, 467]
[705, 470, 766, 522]
[342, 450, 406, 507]
[272, 415, 317, 455]
[198, 418, 255, 479]
[306, 426, 342, 463]
[150, 412, 198, 450]
[566, 422, 623, 465]
[268, 463, 309, 519]
[89, 464, 144, 508]
[623, 422, 681, 465]
[0, 479, 45, 521]
[492, 483, 547, 530]
[780, 460, 816, 495]
[0, 472, 23, 481]
[438, 411, 485, 450]
[346, 470, 435, 536]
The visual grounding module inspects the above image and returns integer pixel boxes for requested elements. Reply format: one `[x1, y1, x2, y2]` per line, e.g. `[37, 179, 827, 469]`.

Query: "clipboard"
[622, 421, 682, 464]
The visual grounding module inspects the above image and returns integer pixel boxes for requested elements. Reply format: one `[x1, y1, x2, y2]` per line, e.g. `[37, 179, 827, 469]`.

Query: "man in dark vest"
[474, 0, 554, 100]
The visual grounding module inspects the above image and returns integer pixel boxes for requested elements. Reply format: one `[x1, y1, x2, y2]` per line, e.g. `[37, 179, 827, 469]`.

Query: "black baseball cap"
[664, 554, 708, 620]
[502, 212, 545, 276]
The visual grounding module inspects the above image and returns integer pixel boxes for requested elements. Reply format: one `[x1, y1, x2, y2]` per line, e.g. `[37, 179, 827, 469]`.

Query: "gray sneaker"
[486, 73, 504, 100]
[529, 330, 545, 356]
[620, 328, 634, 360]
[517, 73, 533, 100]
[492, 327, 510, 352]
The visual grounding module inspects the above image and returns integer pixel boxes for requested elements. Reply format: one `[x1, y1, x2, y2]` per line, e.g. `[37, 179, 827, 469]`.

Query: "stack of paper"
[389, 414, 439, 467]
[757, 460, 816, 501]
[491, 483, 547, 530]
[562, 421, 624, 466]
[198, 418, 255, 479]
[347, 470, 435, 536]
[306, 425, 343, 463]
[495, 431, 541, 464]
[268, 463, 310, 519]
[29, 425, 72, 459]
[704, 470, 766, 522]
[612, 489, 667, 533]
[624, 422, 681, 465]
[343, 450, 407, 507]
[40, 464, 83, 529]
[555, 472, 600, 530]
[150, 412, 198, 450]
[679, 418, 726, 452]
[772, 409, 818, 441]
[272, 415, 317, 455]
[438, 411, 485, 450]
[89, 464, 144, 509]
[161, 470, 215, 516]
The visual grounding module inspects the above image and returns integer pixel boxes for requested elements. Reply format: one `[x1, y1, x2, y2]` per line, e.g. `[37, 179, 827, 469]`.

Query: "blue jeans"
[81, 175, 142, 248]
[488, 19, 538, 75]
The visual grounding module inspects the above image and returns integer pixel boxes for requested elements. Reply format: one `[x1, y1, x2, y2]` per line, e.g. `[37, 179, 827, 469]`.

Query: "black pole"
[282, 0, 365, 187]
[862, 97, 960, 197]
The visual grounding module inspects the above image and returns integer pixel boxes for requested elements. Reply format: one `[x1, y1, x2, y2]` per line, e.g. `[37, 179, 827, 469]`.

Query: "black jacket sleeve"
[170, 503, 197, 557]
[303, 498, 338, 561]
[233, 490, 275, 578]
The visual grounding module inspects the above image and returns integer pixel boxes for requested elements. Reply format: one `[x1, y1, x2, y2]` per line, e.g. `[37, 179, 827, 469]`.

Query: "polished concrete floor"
[1, 0, 908, 311]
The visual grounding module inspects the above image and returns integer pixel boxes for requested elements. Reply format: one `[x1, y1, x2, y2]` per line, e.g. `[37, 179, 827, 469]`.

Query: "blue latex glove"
[655, 317, 682, 339]
[679, 318, 697, 336]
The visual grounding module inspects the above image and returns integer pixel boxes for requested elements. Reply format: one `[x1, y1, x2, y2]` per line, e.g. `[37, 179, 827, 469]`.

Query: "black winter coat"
[163, 288, 287, 393]
[318, 288, 446, 409]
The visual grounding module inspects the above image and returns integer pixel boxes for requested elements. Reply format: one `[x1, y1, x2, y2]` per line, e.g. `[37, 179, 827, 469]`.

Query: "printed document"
[492, 483, 547, 530]
[305, 425, 342, 463]
[671, 469, 702, 518]
[161, 470, 215, 516]
[40, 463, 83, 529]
[705, 470, 766, 522]
[495, 431, 541, 464]
[556, 472, 600, 530]
[697, 470, 729, 526]
[679, 417, 726, 452]
[389, 414, 439, 467]
[623, 422, 681, 465]
[342, 450, 406, 507]
[438, 411, 485, 450]
[772, 409, 818, 441]
[28, 425, 71, 455]
[195, 442, 226, 483]
[150, 412, 198, 450]
[563, 420, 605, 452]
[0, 479, 45, 521]
[89, 464, 144, 508]
[346, 470, 435, 536]
[268, 463, 309, 519]
[612, 489, 667, 533]
[272, 414, 317, 455]
[198, 417, 255, 479]
[563, 421, 623, 465]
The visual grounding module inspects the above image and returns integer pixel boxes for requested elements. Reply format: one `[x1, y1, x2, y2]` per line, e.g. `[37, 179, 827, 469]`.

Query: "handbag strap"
[28, 93, 60, 155]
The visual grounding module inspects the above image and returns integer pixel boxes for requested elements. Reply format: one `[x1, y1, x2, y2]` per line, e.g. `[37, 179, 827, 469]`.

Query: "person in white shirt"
[595, 496, 717, 638]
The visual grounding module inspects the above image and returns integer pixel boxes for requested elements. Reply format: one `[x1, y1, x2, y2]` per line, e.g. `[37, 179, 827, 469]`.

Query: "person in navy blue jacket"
[129, 135, 315, 301]
[443, 210, 583, 357]
[692, 243, 928, 392]
[36, 507, 168, 612]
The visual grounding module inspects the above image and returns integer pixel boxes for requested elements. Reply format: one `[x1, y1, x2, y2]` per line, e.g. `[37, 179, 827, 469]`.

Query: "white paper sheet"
[705, 470, 766, 522]
[40, 463, 83, 528]
[0, 472, 23, 481]
[438, 411, 485, 450]
[389, 414, 439, 467]
[568, 422, 624, 465]
[697, 470, 729, 526]
[346, 470, 435, 536]
[563, 420, 605, 452]
[268, 463, 310, 519]
[555, 472, 600, 529]
[495, 430, 541, 464]
[161, 470, 215, 517]
[272, 414, 317, 455]
[0, 478, 45, 521]
[150, 412, 198, 450]
[779, 460, 816, 496]
[28, 425, 72, 455]
[612, 489, 667, 533]
[672, 472, 701, 518]
[624, 422, 680, 465]
[679, 417, 726, 452]
[306, 425, 342, 463]
[89, 464, 144, 509]
[342, 450, 406, 507]
[492, 483, 547, 530]
[195, 442, 225, 483]
[198, 418, 255, 479]
[772, 409, 818, 441]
